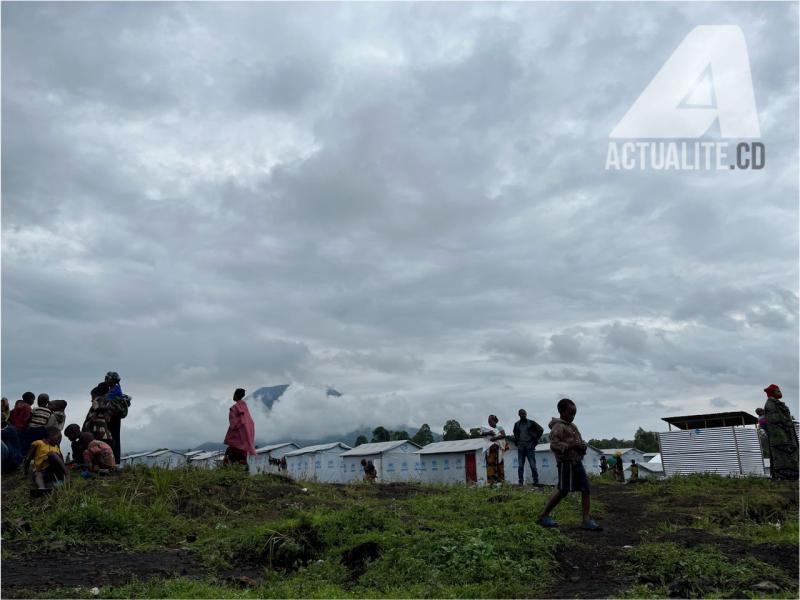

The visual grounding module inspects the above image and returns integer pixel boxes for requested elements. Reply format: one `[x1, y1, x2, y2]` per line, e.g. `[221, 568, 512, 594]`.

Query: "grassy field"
[1, 468, 797, 598]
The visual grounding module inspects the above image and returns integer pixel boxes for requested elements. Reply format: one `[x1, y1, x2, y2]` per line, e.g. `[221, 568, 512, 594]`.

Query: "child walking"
[538, 398, 602, 531]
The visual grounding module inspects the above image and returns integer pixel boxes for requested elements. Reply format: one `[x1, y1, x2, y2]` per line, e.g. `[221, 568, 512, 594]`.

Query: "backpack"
[108, 394, 132, 419]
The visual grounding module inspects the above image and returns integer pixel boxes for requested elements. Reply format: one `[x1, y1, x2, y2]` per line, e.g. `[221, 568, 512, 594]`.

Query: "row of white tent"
[124, 439, 623, 486]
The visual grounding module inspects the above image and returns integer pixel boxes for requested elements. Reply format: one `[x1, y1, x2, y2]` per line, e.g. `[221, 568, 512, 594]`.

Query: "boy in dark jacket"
[538, 398, 601, 531]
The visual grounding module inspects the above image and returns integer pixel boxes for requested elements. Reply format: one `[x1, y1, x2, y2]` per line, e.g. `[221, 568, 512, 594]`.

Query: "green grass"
[2, 468, 573, 598]
[613, 542, 793, 599]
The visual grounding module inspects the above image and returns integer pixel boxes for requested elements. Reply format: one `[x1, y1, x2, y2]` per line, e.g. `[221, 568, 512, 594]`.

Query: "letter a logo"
[611, 26, 760, 138]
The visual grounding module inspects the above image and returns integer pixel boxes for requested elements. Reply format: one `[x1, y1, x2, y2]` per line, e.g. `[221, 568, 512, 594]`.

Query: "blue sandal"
[539, 516, 559, 528]
[581, 519, 603, 531]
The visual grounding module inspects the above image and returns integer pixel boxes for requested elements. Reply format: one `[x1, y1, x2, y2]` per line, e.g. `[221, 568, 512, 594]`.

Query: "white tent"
[626, 461, 665, 480]
[415, 439, 494, 486]
[601, 448, 647, 465]
[340, 440, 421, 483]
[284, 442, 351, 483]
[142, 449, 186, 469]
[119, 450, 152, 468]
[188, 449, 224, 470]
[504, 442, 604, 485]
[248, 442, 300, 476]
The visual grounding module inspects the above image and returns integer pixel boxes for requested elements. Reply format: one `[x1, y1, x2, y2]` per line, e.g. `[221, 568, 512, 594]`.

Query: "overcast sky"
[2, 1, 798, 452]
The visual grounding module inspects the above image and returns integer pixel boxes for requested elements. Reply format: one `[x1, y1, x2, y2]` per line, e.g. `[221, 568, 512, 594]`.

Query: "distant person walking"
[614, 452, 624, 482]
[513, 409, 543, 486]
[538, 398, 601, 531]
[223, 388, 256, 466]
[763, 384, 799, 481]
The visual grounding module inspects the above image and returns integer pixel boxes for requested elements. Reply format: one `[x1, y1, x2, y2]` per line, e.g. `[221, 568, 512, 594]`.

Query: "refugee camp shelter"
[248, 442, 299, 476]
[184, 450, 203, 459]
[601, 448, 647, 466]
[340, 440, 421, 483]
[659, 411, 764, 477]
[625, 461, 665, 480]
[119, 450, 152, 467]
[284, 442, 351, 482]
[188, 449, 224, 469]
[142, 449, 186, 469]
[415, 439, 494, 486]
[505, 442, 604, 485]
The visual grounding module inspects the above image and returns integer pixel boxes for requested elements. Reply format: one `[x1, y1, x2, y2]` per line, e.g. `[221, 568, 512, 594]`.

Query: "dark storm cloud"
[2, 1, 797, 451]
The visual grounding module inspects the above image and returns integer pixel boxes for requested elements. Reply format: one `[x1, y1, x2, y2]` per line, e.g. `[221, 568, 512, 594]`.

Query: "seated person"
[64, 424, 89, 468]
[24, 427, 67, 490]
[81, 432, 117, 473]
[2, 421, 23, 472]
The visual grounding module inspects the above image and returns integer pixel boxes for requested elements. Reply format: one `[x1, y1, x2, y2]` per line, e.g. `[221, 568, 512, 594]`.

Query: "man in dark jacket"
[513, 409, 543, 485]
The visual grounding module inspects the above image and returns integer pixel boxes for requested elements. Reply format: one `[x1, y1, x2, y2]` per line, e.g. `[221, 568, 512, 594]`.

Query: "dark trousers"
[517, 445, 539, 484]
[108, 417, 121, 463]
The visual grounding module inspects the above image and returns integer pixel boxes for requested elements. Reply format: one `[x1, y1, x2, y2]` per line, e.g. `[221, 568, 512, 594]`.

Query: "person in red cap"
[763, 384, 798, 481]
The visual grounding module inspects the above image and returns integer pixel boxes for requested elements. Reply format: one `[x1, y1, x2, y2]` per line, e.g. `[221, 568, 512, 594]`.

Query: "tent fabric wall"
[340, 441, 421, 483]
[659, 427, 764, 477]
[248, 442, 299, 476]
[142, 450, 186, 469]
[189, 450, 224, 469]
[284, 442, 352, 483]
[416, 440, 493, 486]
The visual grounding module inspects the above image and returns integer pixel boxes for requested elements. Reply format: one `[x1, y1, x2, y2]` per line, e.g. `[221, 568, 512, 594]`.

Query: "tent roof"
[662, 411, 757, 429]
[189, 450, 223, 461]
[341, 440, 420, 456]
[146, 449, 183, 457]
[417, 439, 490, 454]
[285, 442, 351, 457]
[255, 442, 300, 455]
[600, 448, 638, 456]
[122, 451, 152, 460]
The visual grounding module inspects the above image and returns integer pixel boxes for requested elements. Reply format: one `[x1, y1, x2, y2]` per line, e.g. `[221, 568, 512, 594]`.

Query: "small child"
[755, 407, 768, 430]
[81, 432, 117, 474]
[629, 459, 639, 482]
[64, 424, 89, 468]
[361, 459, 377, 483]
[538, 398, 601, 531]
[45, 400, 68, 431]
[24, 427, 67, 490]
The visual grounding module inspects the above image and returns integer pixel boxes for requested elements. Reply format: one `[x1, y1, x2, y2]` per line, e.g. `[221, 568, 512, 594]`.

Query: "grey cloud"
[2, 2, 797, 450]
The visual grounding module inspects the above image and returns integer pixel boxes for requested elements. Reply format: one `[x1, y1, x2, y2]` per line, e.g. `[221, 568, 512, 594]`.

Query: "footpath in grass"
[1, 469, 797, 598]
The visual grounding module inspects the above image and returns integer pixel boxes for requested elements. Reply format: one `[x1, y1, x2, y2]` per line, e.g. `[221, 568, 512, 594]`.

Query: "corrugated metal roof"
[417, 439, 491, 454]
[341, 440, 420, 456]
[662, 411, 758, 429]
[255, 442, 299, 455]
[659, 427, 764, 476]
[184, 450, 203, 457]
[284, 442, 351, 457]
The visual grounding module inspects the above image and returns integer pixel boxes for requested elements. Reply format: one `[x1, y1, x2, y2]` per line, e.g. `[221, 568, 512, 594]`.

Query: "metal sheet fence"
[659, 427, 764, 477]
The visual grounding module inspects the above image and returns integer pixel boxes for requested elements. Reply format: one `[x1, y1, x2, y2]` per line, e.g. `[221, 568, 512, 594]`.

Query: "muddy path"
[540, 484, 657, 598]
[541, 484, 800, 599]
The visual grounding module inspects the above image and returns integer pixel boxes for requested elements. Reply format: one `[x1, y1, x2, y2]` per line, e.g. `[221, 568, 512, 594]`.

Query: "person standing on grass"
[629, 460, 639, 482]
[104, 371, 129, 463]
[223, 388, 256, 466]
[599, 455, 608, 475]
[513, 408, 543, 486]
[538, 398, 601, 531]
[84, 383, 114, 447]
[484, 414, 508, 485]
[763, 384, 799, 481]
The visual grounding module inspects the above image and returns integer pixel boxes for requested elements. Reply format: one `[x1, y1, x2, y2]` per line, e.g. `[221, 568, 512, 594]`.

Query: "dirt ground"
[1, 480, 797, 597]
[541, 484, 799, 599]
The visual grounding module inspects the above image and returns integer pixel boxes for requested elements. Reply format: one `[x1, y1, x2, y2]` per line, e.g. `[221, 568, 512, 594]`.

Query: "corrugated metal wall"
[659, 427, 764, 477]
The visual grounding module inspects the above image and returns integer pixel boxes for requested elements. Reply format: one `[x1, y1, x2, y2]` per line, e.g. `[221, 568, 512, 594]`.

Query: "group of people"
[599, 454, 637, 482]
[1, 371, 131, 491]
